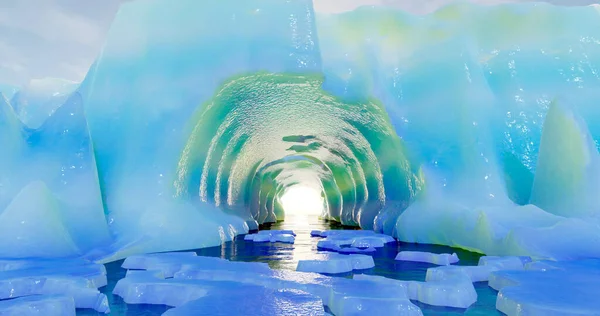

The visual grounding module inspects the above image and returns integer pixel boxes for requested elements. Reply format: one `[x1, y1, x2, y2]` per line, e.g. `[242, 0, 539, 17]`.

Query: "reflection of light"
[280, 186, 323, 216]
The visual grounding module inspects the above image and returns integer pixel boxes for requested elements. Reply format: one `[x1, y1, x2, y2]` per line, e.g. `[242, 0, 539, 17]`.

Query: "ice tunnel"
[173, 72, 423, 231]
[2, 0, 600, 264]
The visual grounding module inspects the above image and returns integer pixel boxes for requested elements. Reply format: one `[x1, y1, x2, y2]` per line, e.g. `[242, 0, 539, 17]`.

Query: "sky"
[0, 0, 598, 86]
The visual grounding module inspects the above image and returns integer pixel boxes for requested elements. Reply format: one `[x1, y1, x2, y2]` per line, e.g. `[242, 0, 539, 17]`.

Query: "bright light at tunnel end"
[280, 186, 324, 217]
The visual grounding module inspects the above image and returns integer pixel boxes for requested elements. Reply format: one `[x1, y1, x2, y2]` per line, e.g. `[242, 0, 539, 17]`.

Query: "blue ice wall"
[317, 3, 600, 205]
[77, 0, 321, 253]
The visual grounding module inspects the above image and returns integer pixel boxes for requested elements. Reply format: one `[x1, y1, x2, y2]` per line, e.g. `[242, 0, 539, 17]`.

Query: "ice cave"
[1, 0, 600, 315]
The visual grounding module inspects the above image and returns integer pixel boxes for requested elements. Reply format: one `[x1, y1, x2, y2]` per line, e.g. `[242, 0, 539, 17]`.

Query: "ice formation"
[0, 258, 109, 313]
[395, 251, 459, 266]
[296, 253, 375, 274]
[0, 0, 600, 283]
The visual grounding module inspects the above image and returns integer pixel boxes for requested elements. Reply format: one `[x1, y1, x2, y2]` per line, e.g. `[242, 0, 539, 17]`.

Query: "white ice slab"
[0, 295, 76, 316]
[297, 253, 374, 274]
[395, 251, 459, 266]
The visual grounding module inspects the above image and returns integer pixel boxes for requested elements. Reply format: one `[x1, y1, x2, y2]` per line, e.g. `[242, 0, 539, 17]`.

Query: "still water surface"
[80, 215, 501, 315]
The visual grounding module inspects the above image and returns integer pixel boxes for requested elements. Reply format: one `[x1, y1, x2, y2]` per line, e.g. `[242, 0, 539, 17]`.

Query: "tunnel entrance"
[174, 72, 423, 234]
[279, 185, 324, 217]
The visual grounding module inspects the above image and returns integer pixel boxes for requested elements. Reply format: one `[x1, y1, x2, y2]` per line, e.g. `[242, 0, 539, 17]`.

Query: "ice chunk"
[328, 278, 422, 316]
[353, 274, 477, 309]
[314, 230, 394, 255]
[310, 230, 323, 237]
[0, 295, 76, 316]
[162, 287, 325, 316]
[244, 231, 295, 244]
[338, 246, 377, 255]
[121, 252, 270, 278]
[0, 181, 79, 258]
[426, 256, 525, 283]
[395, 251, 459, 266]
[530, 101, 600, 217]
[489, 259, 600, 315]
[0, 259, 109, 313]
[297, 253, 374, 274]
[257, 230, 296, 236]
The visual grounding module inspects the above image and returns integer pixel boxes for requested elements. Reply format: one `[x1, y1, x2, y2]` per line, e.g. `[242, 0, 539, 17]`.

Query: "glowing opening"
[280, 185, 324, 216]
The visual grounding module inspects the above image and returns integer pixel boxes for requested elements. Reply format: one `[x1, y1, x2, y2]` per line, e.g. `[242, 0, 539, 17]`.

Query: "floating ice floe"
[426, 256, 528, 283]
[312, 230, 394, 255]
[296, 253, 374, 274]
[244, 230, 296, 244]
[0, 295, 76, 316]
[395, 251, 459, 266]
[489, 259, 600, 316]
[350, 255, 534, 309]
[0, 258, 109, 313]
[114, 252, 424, 315]
[121, 252, 271, 278]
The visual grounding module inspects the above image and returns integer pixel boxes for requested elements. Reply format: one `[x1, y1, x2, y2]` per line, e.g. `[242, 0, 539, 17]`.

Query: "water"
[79, 215, 501, 315]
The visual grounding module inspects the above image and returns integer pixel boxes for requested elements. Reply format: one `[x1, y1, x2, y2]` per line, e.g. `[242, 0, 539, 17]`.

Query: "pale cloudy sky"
[0, 0, 598, 86]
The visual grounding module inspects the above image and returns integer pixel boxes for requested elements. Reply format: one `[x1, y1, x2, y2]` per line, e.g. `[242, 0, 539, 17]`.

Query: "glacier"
[2, 0, 600, 314]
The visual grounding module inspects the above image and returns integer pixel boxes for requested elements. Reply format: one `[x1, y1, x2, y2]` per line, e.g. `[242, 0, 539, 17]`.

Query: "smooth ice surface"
[162, 287, 325, 316]
[489, 259, 600, 315]
[0, 181, 78, 258]
[313, 230, 394, 256]
[426, 256, 526, 283]
[395, 251, 459, 266]
[328, 278, 422, 316]
[0, 258, 109, 313]
[529, 102, 600, 217]
[353, 274, 477, 309]
[296, 253, 374, 274]
[0, 295, 76, 316]
[9, 78, 79, 128]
